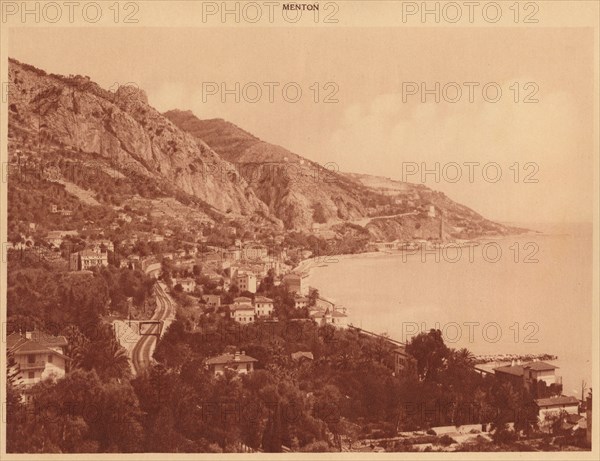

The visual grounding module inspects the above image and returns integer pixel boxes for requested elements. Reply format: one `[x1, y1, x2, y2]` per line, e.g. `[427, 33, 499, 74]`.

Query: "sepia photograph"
[0, 1, 598, 458]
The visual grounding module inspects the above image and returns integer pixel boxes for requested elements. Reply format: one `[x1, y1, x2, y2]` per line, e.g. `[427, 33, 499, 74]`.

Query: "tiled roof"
[535, 396, 579, 407]
[230, 303, 254, 311]
[393, 347, 410, 355]
[493, 365, 524, 377]
[291, 351, 314, 361]
[8, 331, 68, 349]
[254, 296, 273, 303]
[523, 361, 558, 371]
[494, 360, 558, 376]
[234, 297, 252, 303]
[8, 332, 69, 360]
[206, 353, 258, 365]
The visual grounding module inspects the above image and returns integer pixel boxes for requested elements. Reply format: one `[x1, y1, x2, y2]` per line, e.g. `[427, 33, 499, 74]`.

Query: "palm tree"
[97, 338, 131, 382]
[82, 336, 131, 382]
[450, 348, 475, 368]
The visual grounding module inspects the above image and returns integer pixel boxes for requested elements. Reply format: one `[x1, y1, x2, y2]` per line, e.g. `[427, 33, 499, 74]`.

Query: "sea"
[307, 222, 593, 398]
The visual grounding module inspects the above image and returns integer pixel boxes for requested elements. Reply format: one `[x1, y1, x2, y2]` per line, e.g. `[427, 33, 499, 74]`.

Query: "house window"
[28, 354, 35, 364]
[28, 371, 34, 379]
[48, 355, 53, 363]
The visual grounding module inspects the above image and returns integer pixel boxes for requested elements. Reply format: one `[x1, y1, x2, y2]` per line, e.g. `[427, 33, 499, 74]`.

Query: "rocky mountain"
[164, 110, 381, 230]
[7, 58, 272, 223]
[8, 58, 522, 242]
[346, 173, 524, 240]
[166, 112, 523, 239]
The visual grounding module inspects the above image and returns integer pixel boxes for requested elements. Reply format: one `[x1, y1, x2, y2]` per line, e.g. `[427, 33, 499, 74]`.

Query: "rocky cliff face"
[7, 59, 270, 219]
[8, 58, 521, 240]
[164, 110, 376, 230]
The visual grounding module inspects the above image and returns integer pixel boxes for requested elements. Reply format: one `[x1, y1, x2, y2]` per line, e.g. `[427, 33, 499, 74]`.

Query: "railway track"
[131, 282, 173, 374]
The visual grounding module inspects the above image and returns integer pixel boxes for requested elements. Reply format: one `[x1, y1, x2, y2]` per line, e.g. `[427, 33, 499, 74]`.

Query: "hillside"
[7, 58, 273, 224]
[7, 58, 521, 242]
[166, 111, 522, 239]
[164, 110, 383, 230]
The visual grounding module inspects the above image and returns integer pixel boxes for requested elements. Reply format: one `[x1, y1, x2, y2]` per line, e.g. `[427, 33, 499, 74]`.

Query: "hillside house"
[233, 296, 252, 305]
[206, 351, 257, 376]
[69, 248, 108, 271]
[202, 294, 221, 308]
[46, 230, 78, 248]
[310, 306, 349, 328]
[90, 240, 114, 252]
[230, 304, 255, 324]
[294, 296, 309, 309]
[8, 331, 69, 386]
[235, 271, 257, 294]
[254, 296, 274, 318]
[536, 395, 580, 423]
[243, 244, 268, 262]
[177, 278, 196, 293]
[391, 345, 417, 376]
[493, 361, 562, 397]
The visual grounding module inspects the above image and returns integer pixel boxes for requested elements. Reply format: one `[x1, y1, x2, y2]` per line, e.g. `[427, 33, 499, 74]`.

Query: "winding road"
[131, 281, 174, 374]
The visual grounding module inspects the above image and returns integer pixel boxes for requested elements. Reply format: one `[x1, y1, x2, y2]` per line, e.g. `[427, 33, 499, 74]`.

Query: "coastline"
[292, 228, 539, 279]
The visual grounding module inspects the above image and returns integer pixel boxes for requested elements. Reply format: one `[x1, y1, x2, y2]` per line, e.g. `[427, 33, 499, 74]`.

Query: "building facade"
[8, 331, 69, 387]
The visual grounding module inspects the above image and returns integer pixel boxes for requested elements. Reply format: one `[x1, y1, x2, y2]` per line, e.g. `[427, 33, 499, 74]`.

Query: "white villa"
[254, 296, 274, 318]
[8, 331, 69, 387]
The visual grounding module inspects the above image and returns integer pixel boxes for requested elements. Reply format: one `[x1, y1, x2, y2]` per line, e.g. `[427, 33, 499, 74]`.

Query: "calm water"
[307, 223, 593, 398]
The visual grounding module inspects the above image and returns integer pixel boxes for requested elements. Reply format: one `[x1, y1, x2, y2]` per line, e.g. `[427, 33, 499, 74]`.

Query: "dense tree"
[406, 329, 450, 381]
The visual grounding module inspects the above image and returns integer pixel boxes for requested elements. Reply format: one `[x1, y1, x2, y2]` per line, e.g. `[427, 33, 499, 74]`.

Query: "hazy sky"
[9, 27, 594, 224]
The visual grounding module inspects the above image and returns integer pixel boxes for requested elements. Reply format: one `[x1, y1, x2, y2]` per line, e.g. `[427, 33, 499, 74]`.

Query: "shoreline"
[292, 229, 537, 279]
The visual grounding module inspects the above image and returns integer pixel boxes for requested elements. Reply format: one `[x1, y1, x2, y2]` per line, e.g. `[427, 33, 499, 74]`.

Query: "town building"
[391, 345, 416, 376]
[224, 247, 242, 261]
[206, 351, 257, 376]
[294, 296, 309, 309]
[177, 278, 196, 293]
[493, 361, 562, 397]
[46, 230, 79, 248]
[49, 204, 73, 216]
[310, 306, 349, 328]
[254, 296, 274, 318]
[230, 304, 255, 324]
[243, 244, 268, 262]
[233, 296, 252, 305]
[69, 248, 109, 271]
[535, 395, 580, 421]
[235, 271, 257, 294]
[90, 239, 114, 252]
[203, 294, 221, 308]
[7, 331, 69, 386]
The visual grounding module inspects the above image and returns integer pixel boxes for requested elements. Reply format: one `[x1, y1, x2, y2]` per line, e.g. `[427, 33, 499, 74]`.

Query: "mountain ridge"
[8, 58, 523, 242]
